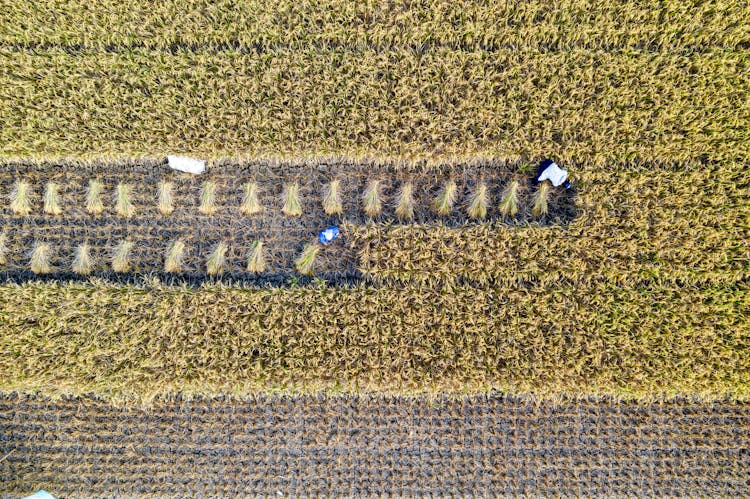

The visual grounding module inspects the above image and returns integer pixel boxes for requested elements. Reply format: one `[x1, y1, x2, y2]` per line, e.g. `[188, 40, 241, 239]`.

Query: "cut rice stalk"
[30, 242, 52, 274]
[282, 183, 302, 217]
[240, 182, 262, 216]
[532, 182, 551, 217]
[72, 243, 94, 275]
[199, 181, 217, 215]
[115, 183, 135, 218]
[362, 180, 382, 217]
[499, 180, 520, 217]
[0, 232, 8, 266]
[432, 180, 457, 216]
[111, 240, 135, 273]
[10, 180, 32, 215]
[295, 243, 320, 276]
[322, 180, 343, 216]
[246, 240, 266, 273]
[467, 182, 489, 220]
[206, 242, 229, 276]
[394, 182, 415, 220]
[86, 179, 104, 215]
[158, 181, 174, 216]
[43, 182, 62, 216]
[164, 239, 187, 273]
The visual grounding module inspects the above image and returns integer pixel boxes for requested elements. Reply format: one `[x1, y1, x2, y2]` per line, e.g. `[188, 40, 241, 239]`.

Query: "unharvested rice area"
[1, 393, 748, 497]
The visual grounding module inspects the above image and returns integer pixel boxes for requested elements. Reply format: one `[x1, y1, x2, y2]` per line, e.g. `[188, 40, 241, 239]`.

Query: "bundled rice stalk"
[9, 180, 32, 215]
[0, 232, 7, 265]
[115, 183, 135, 217]
[86, 179, 104, 215]
[164, 239, 186, 273]
[72, 243, 94, 275]
[111, 240, 134, 273]
[246, 240, 266, 273]
[43, 182, 62, 215]
[532, 182, 551, 217]
[206, 242, 228, 276]
[432, 180, 457, 216]
[467, 182, 489, 220]
[240, 182, 262, 216]
[394, 182, 415, 220]
[499, 180, 520, 217]
[199, 181, 217, 215]
[295, 243, 320, 276]
[362, 180, 382, 217]
[157, 181, 174, 216]
[322, 180, 343, 216]
[29, 242, 52, 274]
[282, 182, 302, 216]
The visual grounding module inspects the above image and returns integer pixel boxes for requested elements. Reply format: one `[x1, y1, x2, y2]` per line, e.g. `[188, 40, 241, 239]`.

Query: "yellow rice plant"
[157, 181, 174, 216]
[115, 183, 135, 218]
[164, 239, 187, 273]
[240, 182, 262, 216]
[9, 180, 32, 215]
[246, 240, 266, 273]
[86, 180, 104, 215]
[394, 182, 415, 220]
[432, 180, 457, 216]
[29, 242, 52, 274]
[282, 183, 302, 217]
[72, 243, 94, 275]
[467, 182, 489, 220]
[206, 242, 229, 276]
[43, 182, 62, 216]
[532, 182, 550, 217]
[199, 181, 217, 215]
[295, 243, 320, 276]
[111, 240, 135, 273]
[362, 180, 382, 217]
[322, 180, 343, 216]
[498, 180, 520, 217]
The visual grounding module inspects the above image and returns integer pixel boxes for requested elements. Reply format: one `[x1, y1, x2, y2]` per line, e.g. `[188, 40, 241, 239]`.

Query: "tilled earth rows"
[0, 159, 577, 283]
[0, 393, 748, 497]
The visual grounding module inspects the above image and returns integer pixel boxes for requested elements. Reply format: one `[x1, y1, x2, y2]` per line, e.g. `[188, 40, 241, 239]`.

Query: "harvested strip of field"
[0, 279, 747, 403]
[1, 0, 747, 52]
[1, 48, 747, 163]
[1, 392, 748, 497]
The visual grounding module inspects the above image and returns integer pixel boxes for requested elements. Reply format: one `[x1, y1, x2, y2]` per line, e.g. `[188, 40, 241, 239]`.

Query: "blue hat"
[318, 226, 341, 244]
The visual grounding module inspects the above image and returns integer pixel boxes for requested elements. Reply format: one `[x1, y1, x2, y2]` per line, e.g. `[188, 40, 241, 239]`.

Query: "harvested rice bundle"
[10, 180, 32, 215]
[322, 180, 343, 216]
[199, 181, 217, 215]
[394, 182, 415, 220]
[532, 182, 551, 217]
[0, 232, 7, 265]
[362, 180, 382, 217]
[72, 243, 94, 275]
[206, 242, 229, 276]
[30, 242, 52, 274]
[240, 182, 262, 216]
[246, 240, 266, 273]
[467, 182, 489, 220]
[432, 180, 457, 216]
[164, 239, 187, 273]
[111, 240, 134, 273]
[282, 183, 302, 216]
[158, 181, 174, 216]
[86, 179, 104, 215]
[115, 183, 135, 217]
[43, 182, 62, 215]
[499, 180, 520, 217]
[295, 243, 320, 276]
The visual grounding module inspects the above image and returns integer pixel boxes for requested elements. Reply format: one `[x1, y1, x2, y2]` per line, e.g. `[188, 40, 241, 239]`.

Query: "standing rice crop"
[240, 182, 262, 216]
[432, 180, 457, 216]
[467, 182, 489, 220]
[532, 182, 550, 217]
[246, 240, 266, 273]
[86, 180, 104, 215]
[9, 180, 32, 215]
[157, 181, 174, 216]
[111, 240, 134, 273]
[394, 182, 415, 220]
[322, 180, 343, 216]
[29, 242, 52, 274]
[295, 243, 320, 276]
[43, 182, 62, 216]
[282, 183, 302, 216]
[362, 180, 382, 217]
[499, 180, 520, 217]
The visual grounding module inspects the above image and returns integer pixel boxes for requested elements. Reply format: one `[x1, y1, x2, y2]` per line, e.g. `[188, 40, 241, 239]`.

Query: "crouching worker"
[318, 226, 341, 245]
[535, 159, 572, 189]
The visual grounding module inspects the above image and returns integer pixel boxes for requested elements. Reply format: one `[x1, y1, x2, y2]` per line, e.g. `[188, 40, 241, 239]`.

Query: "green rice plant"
[157, 181, 174, 216]
[0, 232, 7, 266]
[111, 240, 134, 273]
[115, 183, 135, 218]
[240, 182, 262, 216]
[164, 239, 186, 273]
[206, 242, 229, 276]
[532, 182, 550, 217]
[295, 243, 320, 276]
[9, 180, 32, 215]
[282, 182, 302, 217]
[43, 182, 62, 216]
[498, 180, 520, 217]
[29, 242, 52, 274]
[322, 180, 343, 216]
[199, 181, 217, 215]
[394, 182, 415, 220]
[467, 182, 489, 220]
[246, 240, 266, 273]
[86, 180, 104, 215]
[72, 243, 93, 275]
[362, 180, 382, 217]
[432, 180, 457, 216]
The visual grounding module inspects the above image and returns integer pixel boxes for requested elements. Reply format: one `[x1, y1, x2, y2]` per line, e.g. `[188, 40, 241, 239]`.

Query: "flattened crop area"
[1, 393, 748, 496]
